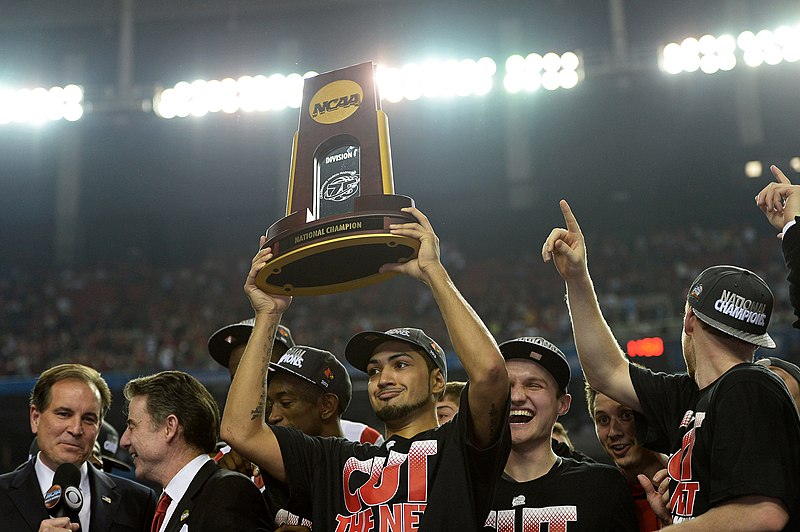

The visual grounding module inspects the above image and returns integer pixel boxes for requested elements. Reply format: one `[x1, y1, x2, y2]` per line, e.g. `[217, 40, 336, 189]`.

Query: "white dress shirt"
[157, 454, 213, 532]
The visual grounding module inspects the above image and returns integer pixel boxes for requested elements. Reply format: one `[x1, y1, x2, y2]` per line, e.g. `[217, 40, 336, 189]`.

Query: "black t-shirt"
[263, 475, 311, 529]
[551, 439, 595, 463]
[484, 457, 638, 531]
[271, 388, 511, 531]
[630, 362, 800, 528]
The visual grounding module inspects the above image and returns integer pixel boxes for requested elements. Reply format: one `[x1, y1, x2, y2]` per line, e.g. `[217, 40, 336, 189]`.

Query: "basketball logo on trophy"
[255, 61, 419, 295]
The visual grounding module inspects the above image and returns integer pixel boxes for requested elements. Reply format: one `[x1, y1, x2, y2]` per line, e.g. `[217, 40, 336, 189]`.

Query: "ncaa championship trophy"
[255, 61, 420, 295]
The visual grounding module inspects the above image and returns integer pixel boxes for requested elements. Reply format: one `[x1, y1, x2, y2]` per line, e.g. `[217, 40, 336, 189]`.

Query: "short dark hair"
[31, 364, 112, 419]
[413, 344, 445, 400]
[123, 371, 220, 454]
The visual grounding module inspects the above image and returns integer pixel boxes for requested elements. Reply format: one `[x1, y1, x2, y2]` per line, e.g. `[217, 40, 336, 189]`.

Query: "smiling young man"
[586, 386, 667, 531]
[484, 337, 637, 532]
[221, 206, 511, 531]
[0, 363, 156, 532]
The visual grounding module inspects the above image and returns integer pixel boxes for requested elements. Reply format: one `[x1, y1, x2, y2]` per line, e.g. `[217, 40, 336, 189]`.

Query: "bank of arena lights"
[375, 57, 496, 103]
[503, 51, 582, 93]
[155, 58, 498, 118]
[154, 53, 581, 119]
[154, 72, 313, 119]
[0, 84, 84, 125]
[660, 23, 800, 74]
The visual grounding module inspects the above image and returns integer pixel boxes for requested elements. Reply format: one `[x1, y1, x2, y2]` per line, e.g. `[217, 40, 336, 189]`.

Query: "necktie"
[151, 492, 172, 532]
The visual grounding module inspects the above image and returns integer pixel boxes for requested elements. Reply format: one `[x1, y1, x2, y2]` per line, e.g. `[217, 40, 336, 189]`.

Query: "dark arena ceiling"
[1, 0, 799, 266]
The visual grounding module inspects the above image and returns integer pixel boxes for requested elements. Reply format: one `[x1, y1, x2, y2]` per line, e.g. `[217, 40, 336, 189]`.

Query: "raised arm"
[756, 165, 800, 328]
[220, 240, 292, 483]
[660, 496, 787, 531]
[542, 200, 640, 410]
[381, 207, 509, 448]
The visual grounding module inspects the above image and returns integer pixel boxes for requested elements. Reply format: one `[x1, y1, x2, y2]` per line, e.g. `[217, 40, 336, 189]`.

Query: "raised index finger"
[771, 165, 791, 184]
[559, 199, 581, 233]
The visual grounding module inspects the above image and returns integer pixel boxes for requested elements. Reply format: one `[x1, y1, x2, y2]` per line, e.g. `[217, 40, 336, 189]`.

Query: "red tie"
[151, 492, 172, 532]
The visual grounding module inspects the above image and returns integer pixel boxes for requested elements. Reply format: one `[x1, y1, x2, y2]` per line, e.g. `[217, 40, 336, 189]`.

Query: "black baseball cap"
[208, 319, 295, 368]
[269, 345, 353, 412]
[757, 357, 800, 389]
[499, 337, 571, 393]
[686, 265, 775, 349]
[344, 327, 448, 382]
[96, 420, 132, 471]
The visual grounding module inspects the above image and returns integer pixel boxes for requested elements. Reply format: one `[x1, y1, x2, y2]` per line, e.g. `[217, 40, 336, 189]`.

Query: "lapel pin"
[180, 510, 190, 522]
[102, 496, 112, 504]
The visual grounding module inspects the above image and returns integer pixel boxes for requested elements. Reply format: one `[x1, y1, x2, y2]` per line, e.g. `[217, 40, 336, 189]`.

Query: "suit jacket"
[163, 460, 271, 532]
[0, 458, 157, 532]
[783, 221, 800, 328]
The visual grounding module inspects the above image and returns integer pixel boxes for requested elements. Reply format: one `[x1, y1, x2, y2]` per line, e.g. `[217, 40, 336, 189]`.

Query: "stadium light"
[661, 23, 800, 74]
[375, 57, 496, 103]
[745, 160, 763, 178]
[503, 50, 582, 93]
[154, 71, 316, 119]
[0, 84, 84, 125]
[155, 57, 500, 118]
[154, 51, 581, 119]
[660, 34, 736, 74]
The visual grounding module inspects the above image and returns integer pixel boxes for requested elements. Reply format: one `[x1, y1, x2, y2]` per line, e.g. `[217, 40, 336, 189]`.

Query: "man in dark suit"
[120, 370, 271, 532]
[0, 363, 157, 532]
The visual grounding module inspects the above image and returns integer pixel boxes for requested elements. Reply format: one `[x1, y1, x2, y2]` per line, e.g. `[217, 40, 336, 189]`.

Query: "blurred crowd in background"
[1, 221, 793, 379]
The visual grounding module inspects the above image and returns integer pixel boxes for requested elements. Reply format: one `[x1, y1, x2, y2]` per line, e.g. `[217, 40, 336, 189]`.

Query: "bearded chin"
[375, 397, 430, 422]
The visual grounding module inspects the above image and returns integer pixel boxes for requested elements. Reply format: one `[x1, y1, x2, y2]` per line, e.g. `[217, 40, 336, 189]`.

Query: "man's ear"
[319, 393, 339, 421]
[30, 405, 40, 435]
[684, 306, 696, 335]
[431, 369, 446, 399]
[557, 393, 572, 417]
[164, 413, 181, 442]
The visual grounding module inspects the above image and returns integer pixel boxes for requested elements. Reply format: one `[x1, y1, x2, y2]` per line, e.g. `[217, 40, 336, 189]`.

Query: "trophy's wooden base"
[255, 195, 419, 295]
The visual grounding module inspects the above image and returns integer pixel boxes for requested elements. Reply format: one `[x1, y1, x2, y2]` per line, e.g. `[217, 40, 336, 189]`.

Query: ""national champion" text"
[713, 289, 767, 326]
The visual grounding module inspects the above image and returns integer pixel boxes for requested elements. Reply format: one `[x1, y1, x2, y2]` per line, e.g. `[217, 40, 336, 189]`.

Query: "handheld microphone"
[44, 463, 83, 523]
